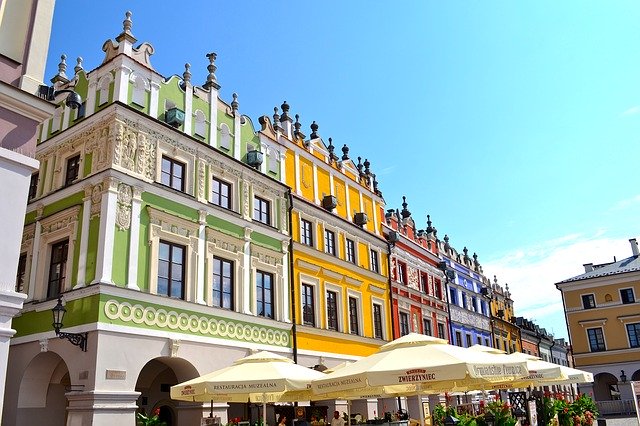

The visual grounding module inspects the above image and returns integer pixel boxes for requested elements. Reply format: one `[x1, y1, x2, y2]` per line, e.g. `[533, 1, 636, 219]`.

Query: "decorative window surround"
[205, 227, 243, 311]
[371, 296, 387, 340]
[347, 290, 363, 336]
[155, 138, 195, 195]
[300, 274, 320, 328]
[33, 206, 80, 300]
[325, 282, 343, 332]
[194, 109, 206, 138]
[147, 207, 198, 302]
[19, 223, 36, 298]
[130, 72, 150, 107]
[250, 244, 285, 322]
[97, 73, 114, 106]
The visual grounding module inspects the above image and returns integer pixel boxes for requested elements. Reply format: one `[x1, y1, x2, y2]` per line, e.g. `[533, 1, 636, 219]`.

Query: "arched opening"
[631, 369, 640, 382]
[135, 357, 201, 425]
[593, 372, 620, 401]
[16, 351, 70, 426]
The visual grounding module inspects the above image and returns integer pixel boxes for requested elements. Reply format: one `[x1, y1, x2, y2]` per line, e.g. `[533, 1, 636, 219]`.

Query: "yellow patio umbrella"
[171, 351, 325, 426]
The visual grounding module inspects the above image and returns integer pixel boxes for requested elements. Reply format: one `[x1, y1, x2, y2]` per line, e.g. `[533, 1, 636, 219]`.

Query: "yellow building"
[556, 238, 640, 405]
[257, 106, 391, 366]
[489, 277, 521, 353]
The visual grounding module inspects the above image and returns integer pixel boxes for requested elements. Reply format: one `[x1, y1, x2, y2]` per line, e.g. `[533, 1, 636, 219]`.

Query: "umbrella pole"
[210, 399, 214, 418]
[347, 400, 351, 426]
[418, 394, 425, 426]
[263, 394, 267, 426]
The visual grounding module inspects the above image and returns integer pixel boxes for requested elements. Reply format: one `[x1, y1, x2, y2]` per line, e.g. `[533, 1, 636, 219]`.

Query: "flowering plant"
[555, 393, 599, 426]
[137, 407, 167, 426]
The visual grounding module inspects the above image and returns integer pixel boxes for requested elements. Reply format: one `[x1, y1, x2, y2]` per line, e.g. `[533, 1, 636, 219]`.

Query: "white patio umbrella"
[171, 351, 325, 426]
[311, 334, 529, 426]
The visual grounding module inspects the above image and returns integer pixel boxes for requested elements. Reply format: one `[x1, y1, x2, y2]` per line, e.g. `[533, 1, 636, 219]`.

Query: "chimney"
[630, 238, 639, 257]
[583, 263, 594, 273]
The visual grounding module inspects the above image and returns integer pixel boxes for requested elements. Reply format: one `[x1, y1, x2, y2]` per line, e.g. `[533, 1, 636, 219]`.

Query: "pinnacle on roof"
[203, 52, 220, 90]
[310, 121, 319, 139]
[341, 144, 349, 161]
[401, 196, 411, 219]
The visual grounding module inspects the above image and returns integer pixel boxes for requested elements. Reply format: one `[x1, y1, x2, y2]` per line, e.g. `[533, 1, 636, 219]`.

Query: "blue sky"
[46, 1, 640, 340]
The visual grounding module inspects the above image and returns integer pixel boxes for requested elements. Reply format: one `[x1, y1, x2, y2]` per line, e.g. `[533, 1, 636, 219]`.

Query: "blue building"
[438, 235, 493, 347]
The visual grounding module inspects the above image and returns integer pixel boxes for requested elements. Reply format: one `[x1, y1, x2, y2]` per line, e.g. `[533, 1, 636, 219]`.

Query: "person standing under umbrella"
[331, 411, 345, 426]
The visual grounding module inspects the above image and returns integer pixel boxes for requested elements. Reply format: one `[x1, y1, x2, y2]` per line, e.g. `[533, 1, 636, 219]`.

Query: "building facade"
[556, 238, 640, 405]
[0, 0, 56, 419]
[438, 236, 492, 348]
[6, 15, 294, 425]
[489, 277, 521, 353]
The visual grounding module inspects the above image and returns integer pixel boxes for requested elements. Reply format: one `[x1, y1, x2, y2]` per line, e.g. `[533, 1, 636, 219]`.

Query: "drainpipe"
[386, 241, 396, 340]
[439, 261, 454, 345]
[287, 189, 298, 363]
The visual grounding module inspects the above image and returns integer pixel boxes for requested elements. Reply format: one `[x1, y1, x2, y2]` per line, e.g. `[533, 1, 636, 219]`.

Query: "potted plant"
[137, 407, 167, 426]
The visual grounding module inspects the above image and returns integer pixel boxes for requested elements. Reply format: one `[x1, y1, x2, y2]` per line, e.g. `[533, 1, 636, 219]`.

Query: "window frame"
[157, 240, 186, 300]
[373, 303, 384, 339]
[28, 172, 38, 200]
[212, 256, 234, 310]
[65, 154, 81, 186]
[326, 289, 339, 331]
[423, 318, 432, 336]
[16, 252, 27, 293]
[437, 322, 446, 340]
[302, 283, 316, 327]
[586, 327, 606, 352]
[324, 229, 336, 256]
[581, 293, 596, 309]
[626, 322, 640, 348]
[399, 311, 410, 336]
[348, 294, 361, 336]
[346, 239, 356, 264]
[47, 239, 69, 299]
[160, 155, 186, 192]
[370, 248, 380, 273]
[300, 218, 314, 247]
[256, 270, 275, 319]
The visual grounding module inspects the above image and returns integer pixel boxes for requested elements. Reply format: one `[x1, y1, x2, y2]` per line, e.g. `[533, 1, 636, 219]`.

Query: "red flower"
[153, 407, 161, 417]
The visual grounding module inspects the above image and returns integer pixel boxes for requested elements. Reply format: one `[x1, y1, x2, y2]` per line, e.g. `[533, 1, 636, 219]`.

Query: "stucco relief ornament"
[301, 164, 311, 189]
[114, 122, 124, 165]
[334, 184, 344, 206]
[116, 183, 132, 230]
[242, 181, 250, 218]
[121, 128, 138, 171]
[408, 266, 420, 290]
[198, 160, 205, 199]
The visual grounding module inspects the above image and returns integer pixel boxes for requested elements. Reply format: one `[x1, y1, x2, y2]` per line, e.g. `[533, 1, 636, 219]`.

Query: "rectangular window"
[421, 273, 429, 294]
[461, 292, 467, 309]
[349, 296, 359, 335]
[466, 334, 472, 348]
[256, 270, 274, 319]
[253, 196, 270, 225]
[324, 229, 336, 256]
[300, 219, 313, 246]
[326, 291, 338, 331]
[65, 154, 80, 186]
[582, 294, 596, 309]
[370, 249, 379, 273]
[16, 253, 27, 293]
[399, 312, 410, 336]
[28, 173, 38, 200]
[485, 338, 490, 346]
[471, 296, 478, 312]
[626, 323, 640, 348]
[212, 257, 233, 309]
[211, 177, 231, 209]
[455, 331, 463, 347]
[435, 280, 443, 299]
[373, 304, 383, 339]
[621, 288, 635, 304]
[437, 323, 446, 340]
[346, 239, 356, 264]
[449, 288, 457, 305]
[47, 239, 69, 298]
[587, 327, 606, 352]
[161, 156, 185, 191]
[302, 284, 315, 326]
[423, 318, 432, 336]
[477, 336, 482, 345]
[398, 262, 406, 284]
[157, 241, 185, 299]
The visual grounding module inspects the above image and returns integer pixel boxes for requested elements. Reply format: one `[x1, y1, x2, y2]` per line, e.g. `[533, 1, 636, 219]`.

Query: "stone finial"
[494, 275, 498, 284]
[444, 234, 450, 251]
[294, 114, 302, 136]
[122, 11, 133, 34]
[364, 158, 371, 175]
[231, 93, 239, 113]
[426, 214, 434, 233]
[473, 252, 479, 267]
[356, 157, 364, 176]
[74, 57, 84, 74]
[463, 247, 469, 259]
[341, 144, 349, 161]
[183, 63, 192, 84]
[280, 101, 291, 121]
[273, 107, 281, 130]
[50, 54, 69, 84]
[203, 52, 220, 90]
[401, 196, 411, 219]
[372, 173, 379, 193]
[310, 121, 319, 139]
[327, 137, 335, 159]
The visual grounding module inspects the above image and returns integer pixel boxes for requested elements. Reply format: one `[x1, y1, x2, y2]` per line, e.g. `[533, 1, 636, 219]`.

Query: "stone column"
[65, 390, 140, 426]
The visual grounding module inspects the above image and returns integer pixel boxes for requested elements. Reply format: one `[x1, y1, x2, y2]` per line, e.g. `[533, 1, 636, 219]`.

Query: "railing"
[596, 400, 636, 416]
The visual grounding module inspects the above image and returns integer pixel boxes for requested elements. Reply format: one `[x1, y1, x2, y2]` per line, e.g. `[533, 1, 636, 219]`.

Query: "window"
[399, 312, 410, 336]
[370, 249, 379, 273]
[461, 292, 467, 309]
[484, 338, 490, 347]
[65, 154, 80, 186]
[437, 323, 446, 339]
[16, 253, 27, 293]
[47, 239, 69, 298]
[300, 219, 313, 246]
[346, 239, 356, 264]
[455, 331, 463, 347]
[212, 257, 233, 309]
[582, 294, 596, 309]
[587, 327, 606, 352]
[161, 156, 185, 191]
[626, 323, 640, 348]
[373, 304, 383, 339]
[621, 288, 635, 304]
[435, 280, 443, 299]
[253, 196, 270, 225]
[471, 296, 478, 312]
[398, 262, 407, 284]
[324, 229, 336, 256]
[327, 291, 338, 331]
[348, 296, 359, 335]
[28, 173, 38, 200]
[256, 270, 274, 319]
[421, 273, 429, 294]
[466, 334, 472, 348]
[157, 241, 185, 299]
[423, 318, 432, 336]
[211, 177, 231, 209]
[449, 288, 457, 305]
[477, 336, 482, 345]
[302, 284, 315, 326]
